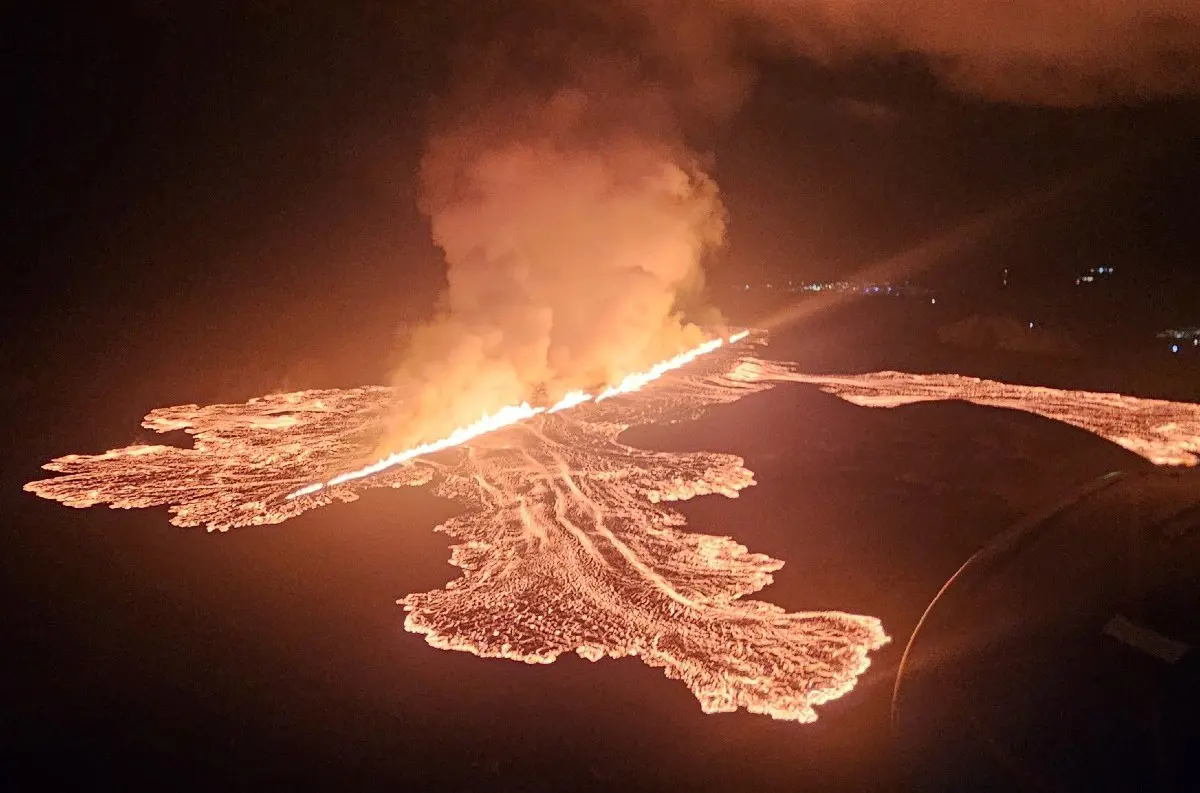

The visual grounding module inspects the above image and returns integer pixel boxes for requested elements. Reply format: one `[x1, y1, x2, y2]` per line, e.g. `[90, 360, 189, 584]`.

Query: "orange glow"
[547, 389, 592, 413]
[24, 332, 898, 724]
[732, 361, 1200, 467]
[29, 340, 1200, 725]
[293, 401, 544, 497]
[286, 332, 748, 499]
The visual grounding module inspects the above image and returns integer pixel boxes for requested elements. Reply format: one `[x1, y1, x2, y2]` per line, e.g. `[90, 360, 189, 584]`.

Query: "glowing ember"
[732, 361, 1200, 467]
[24, 334, 892, 723]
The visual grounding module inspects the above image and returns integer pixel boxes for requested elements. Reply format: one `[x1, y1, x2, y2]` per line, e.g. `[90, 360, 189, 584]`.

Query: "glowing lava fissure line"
[287, 331, 751, 500]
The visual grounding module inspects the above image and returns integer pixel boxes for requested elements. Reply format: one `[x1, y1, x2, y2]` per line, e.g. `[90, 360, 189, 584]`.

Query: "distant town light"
[739, 278, 929, 298]
[1171, 344, 1180, 354]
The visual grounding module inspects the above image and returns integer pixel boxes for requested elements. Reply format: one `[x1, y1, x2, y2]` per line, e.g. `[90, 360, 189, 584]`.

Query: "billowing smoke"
[382, 0, 1200, 451]
[668, 0, 1200, 105]
[382, 25, 726, 450]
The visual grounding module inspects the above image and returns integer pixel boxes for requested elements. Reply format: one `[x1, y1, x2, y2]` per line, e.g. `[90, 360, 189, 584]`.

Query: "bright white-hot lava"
[287, 333, 748, 499]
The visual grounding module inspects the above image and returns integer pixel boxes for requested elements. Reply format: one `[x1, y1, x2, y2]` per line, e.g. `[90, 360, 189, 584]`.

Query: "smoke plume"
[382, 19, 726, 450]
[382, 0, 1200, 450]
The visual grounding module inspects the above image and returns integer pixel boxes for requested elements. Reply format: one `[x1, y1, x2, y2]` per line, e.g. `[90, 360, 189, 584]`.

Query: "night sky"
[6, 4, 1198, 399]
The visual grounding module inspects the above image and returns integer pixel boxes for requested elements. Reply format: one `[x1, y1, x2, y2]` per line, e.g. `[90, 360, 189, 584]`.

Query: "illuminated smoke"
[386, 28, 726, 451]
[289, 334, 742, 499]
[640, 0, 1200, 105]
[381, 0, 1200, 451]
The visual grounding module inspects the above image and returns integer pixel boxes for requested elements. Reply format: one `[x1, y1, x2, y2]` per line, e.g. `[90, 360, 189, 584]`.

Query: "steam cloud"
[384, 37, 726, 449]
[384, 0, 1200, 449]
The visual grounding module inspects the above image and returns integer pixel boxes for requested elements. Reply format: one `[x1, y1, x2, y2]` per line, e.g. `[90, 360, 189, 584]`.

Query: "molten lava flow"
[313, 402, 543, 492]
[595, 337, 726, 401]
[23, 332, 897, 722]
[732, 361, 1200, 466]
[547, 390, 591, 413]
[286, 332, 747, 499]
[27, 341, 1200, 722]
